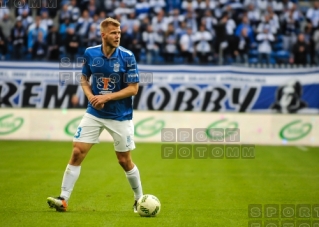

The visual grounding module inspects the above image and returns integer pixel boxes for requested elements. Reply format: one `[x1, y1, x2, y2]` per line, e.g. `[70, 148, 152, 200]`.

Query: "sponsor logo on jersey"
[113, 62, 120, 72]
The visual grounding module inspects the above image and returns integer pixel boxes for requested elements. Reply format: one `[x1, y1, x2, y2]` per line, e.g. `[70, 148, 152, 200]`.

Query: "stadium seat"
[249, 50, 259, 58]
[248, 57, 258, 64]
[275, 50, 290, 64]
[273, 43, 283, 51]
[276, 35, 283, 43]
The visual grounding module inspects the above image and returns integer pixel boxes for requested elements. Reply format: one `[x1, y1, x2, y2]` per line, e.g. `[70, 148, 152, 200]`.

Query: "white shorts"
[73, 113, 136, 152]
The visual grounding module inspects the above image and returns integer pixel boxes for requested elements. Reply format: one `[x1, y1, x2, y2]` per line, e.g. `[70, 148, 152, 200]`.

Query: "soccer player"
[47, 18, 143, 213]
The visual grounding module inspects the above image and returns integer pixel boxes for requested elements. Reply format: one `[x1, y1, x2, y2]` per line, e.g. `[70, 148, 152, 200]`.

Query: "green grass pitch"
[0, 141, 318, 227]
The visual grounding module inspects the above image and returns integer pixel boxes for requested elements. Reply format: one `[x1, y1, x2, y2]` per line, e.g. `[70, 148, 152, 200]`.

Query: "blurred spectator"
[120, 25, 131, 48]
[19, 11, 33, 31]
[142, 25, 160, 64]
[266, 6, 279, 34]
[201, 10, 217, 34]
[68, 0, 81, 23]
[227, 0, 244, 10]
[0, 13, 14, 42]
[59, 3, 72, 24]
[38, 0, 59, 19]
[36, 1, 48, 17]
[76, 10, 92, 47]
[65, 27, 80, 61]
[304, 23, 316, 64]
[194, 24, 213, 63]
[129, 24, 143, 62]
[99, 11, 107, 24]
[176, 20, 187, 38]
[27, 16, 47, 54]
[168, 9, 185, 30]
[290, 33, 309, 65]
[179, 27, 195, 63]
[87, 24, 100, 47]
[195, 0, 207, 18]
[11, 19, 26, 60]
[122, 12, 140, 35]
[114, 2, 133, 22]
[246, 3, 261, 29]
[0, 0, 10, 20]
[40, 11, 53, 31]
[280, 0, 294, 15]
[306, 0, 319, 32]
[257, 14, 277, 35]
[135, 0, 151, 20]
[181, 0, 198, 12]
[256, 27, 275, 64]
[206, 0, 218, 11]
[87, 0, 98, 18]
[0, 26, 7, 60]
[47, 25, 60, 61]
[282, 6, 300, 52]
[91, 13, 100, 31]
[313, 29, 319, 64]
[233, 27, 250, 63]
[32, 31, 47, 60]
[80, 0, 90, 12]
[256, 0, 286, 14]
[125, 0, 137, 8]
[184, 6, 198, 33]
[103, 0, 120, 17]
[166, 0, 181, 12]
[15, 0, 32, 17]
[235, 15, 255, 43]
[140, 16, 151, 33]
[150, 0, 166, 14]
[152, 9, 169, 32]
[213, 13, 232, 64]
[0, 0, 316, 66]
[59, 18, 75, 45]
[163, 23, 178, 63]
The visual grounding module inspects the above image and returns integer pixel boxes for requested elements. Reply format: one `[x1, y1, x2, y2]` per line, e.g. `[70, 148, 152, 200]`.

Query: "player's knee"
[72, 146, 84, 162]
[118, 158, 132, 170]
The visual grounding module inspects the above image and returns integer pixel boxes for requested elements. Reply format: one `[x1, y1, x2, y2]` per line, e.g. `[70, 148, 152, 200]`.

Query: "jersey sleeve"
[82, 49, 92, 78]
[124, 54, 139, 84]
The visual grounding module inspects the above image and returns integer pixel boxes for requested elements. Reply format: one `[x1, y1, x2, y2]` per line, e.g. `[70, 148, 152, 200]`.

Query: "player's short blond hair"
[100, 17, 121, 31]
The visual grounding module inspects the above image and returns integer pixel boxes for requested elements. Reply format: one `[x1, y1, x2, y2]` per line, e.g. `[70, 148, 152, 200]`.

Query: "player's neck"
[102, 43, 116, 59]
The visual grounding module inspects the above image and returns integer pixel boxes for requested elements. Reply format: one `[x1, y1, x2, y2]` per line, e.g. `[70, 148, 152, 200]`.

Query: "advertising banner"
[0, 109, 318, 146]
[0, 62, 318, 113]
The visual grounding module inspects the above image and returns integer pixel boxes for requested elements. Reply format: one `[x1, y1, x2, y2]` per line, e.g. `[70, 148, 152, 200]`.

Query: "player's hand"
[88, 95, 96, 105]
[88, 95, 104, 110]
[90, 95, 109, 106]
[93, 103, 104, 110]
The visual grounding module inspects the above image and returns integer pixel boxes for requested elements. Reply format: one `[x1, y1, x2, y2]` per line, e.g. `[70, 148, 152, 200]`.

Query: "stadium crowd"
[0, 0, 318, 65]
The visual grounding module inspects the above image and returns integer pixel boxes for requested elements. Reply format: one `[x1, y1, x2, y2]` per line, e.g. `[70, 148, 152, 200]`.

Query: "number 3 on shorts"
[74, 127, 82, 138]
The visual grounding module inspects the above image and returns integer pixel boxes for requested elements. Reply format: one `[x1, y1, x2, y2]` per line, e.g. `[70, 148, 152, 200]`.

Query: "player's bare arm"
[80, 75, 102, 109]
[91, 83, 139, 106]
[80, 75, 94, 100]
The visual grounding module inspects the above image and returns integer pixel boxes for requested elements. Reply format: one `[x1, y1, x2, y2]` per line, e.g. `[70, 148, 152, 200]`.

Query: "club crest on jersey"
[113, 62, 120, 72]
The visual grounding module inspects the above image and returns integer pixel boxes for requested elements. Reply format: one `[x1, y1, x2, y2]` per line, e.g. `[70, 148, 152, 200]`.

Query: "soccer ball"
[137, 194, 161, 217]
